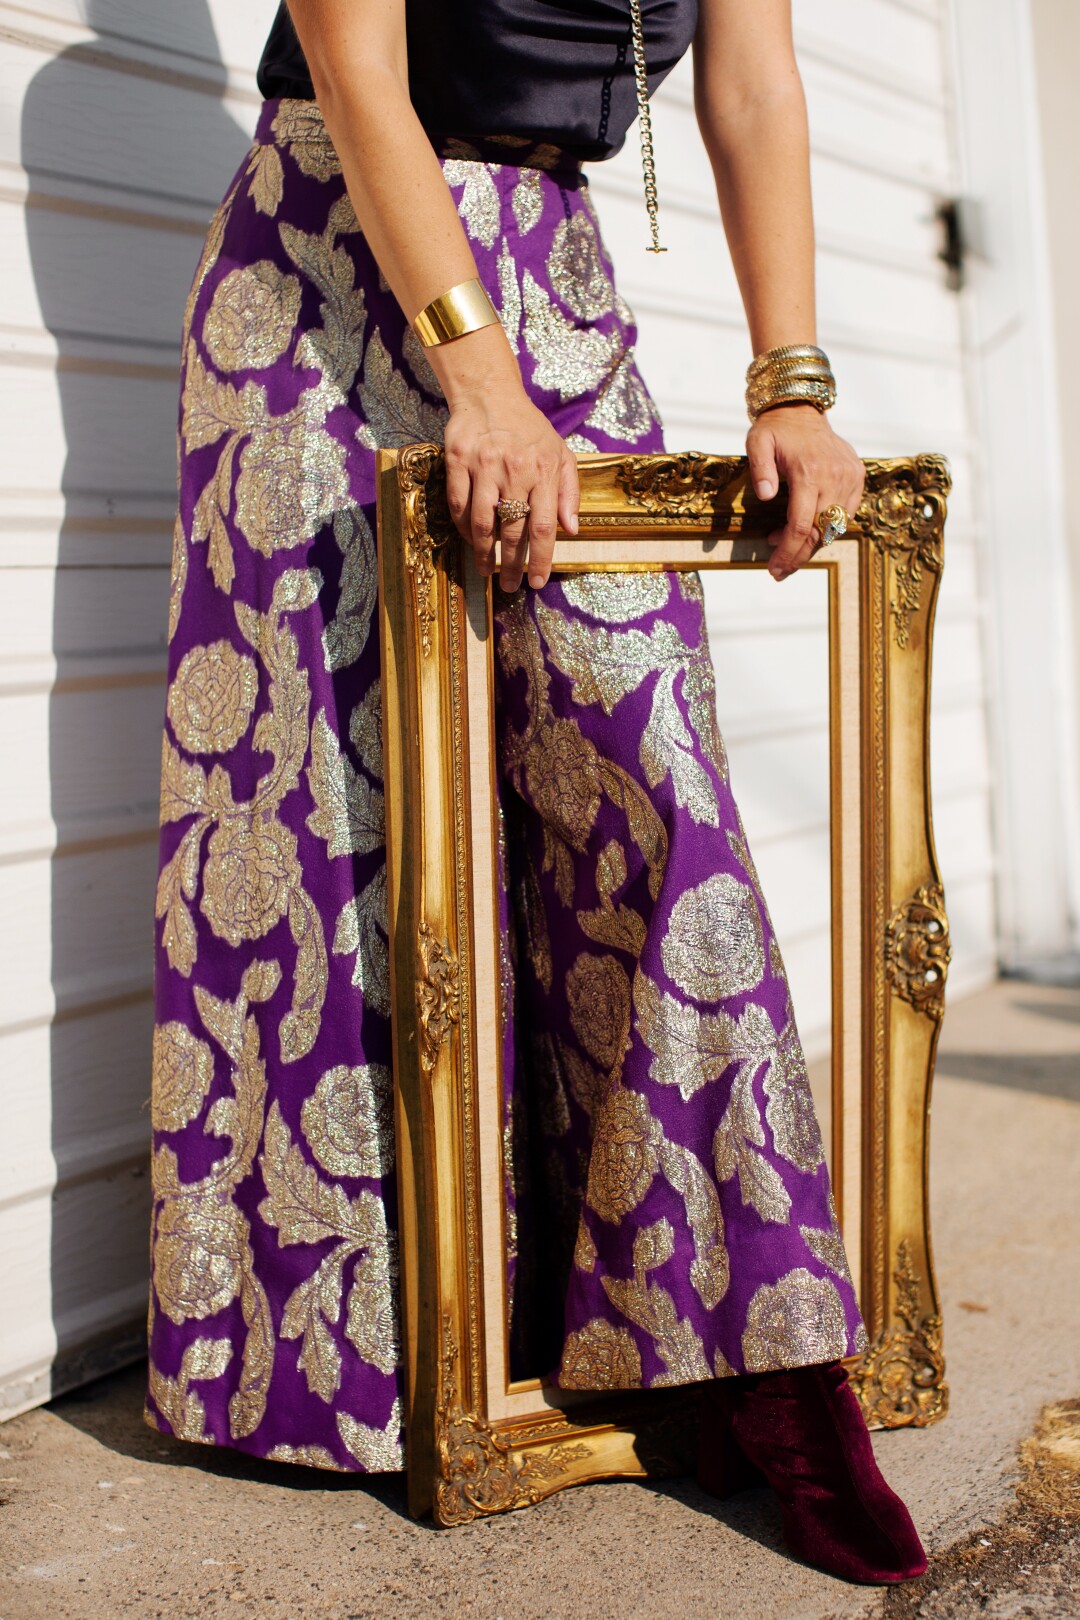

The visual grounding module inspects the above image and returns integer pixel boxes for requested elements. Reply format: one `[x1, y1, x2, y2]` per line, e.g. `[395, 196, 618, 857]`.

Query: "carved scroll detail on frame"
[399, 442, 455, 657]
[434, 1317, 591, 1525]
[886, 883, 951, 1020]
[416, 921, 459, 1075]
[858, 455, 951, 647]
[848, 1239, 948, 1429]
[614, 452, 744, 517]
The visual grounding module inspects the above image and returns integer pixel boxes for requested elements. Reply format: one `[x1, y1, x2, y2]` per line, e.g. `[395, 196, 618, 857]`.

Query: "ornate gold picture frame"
[376, 447, 952, 1525]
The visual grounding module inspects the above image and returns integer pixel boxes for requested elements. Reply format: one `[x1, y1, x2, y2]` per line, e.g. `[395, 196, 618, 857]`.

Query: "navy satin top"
[256, 1, 698, 162]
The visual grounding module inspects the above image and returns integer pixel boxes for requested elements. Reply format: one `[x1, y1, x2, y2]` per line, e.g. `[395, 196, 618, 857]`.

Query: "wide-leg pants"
[145, 98, 866, 1474]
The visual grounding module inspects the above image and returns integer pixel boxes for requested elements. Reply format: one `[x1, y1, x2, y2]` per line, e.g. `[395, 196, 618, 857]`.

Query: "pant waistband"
[257, 98, 584, 179]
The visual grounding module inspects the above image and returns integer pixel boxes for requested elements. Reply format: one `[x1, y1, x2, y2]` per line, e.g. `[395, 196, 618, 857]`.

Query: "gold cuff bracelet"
[413, 277, 501, 347]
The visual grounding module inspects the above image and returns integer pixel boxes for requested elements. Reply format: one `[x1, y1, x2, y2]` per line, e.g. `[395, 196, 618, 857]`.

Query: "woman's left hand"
[746, 404, 865, 582]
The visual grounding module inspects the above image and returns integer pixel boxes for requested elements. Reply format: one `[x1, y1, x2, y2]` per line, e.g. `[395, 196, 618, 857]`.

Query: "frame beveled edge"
[376, 447, 952, 1524]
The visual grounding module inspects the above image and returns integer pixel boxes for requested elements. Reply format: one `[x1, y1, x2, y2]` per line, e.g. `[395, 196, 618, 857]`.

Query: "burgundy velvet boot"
[697, 1361, 927, 1585]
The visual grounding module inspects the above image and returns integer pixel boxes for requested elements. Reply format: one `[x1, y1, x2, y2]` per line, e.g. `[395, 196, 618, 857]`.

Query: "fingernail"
[567, 513, 579, 535]
[529, 572, 545, 589]
[756, 481, 776, 500]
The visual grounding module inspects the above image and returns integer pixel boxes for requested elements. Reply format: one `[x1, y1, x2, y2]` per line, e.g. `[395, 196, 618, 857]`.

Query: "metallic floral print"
[146, 97, 864, 1476]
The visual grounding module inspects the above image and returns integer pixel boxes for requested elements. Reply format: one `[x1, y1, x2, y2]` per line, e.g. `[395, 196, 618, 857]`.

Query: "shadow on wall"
[20, 0, 255, 1399]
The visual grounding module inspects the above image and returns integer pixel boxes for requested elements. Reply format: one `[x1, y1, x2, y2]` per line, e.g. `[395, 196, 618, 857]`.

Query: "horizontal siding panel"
[0, 193, 203, 345]
[0, 842, 157, 1030]
[0, 683, 164, 832]
[0, 563, 168, 661]
[0, 364, 178, 496]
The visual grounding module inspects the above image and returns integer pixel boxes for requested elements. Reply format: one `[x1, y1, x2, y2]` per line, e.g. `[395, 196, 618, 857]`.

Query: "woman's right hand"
[443, 380, 580, 592]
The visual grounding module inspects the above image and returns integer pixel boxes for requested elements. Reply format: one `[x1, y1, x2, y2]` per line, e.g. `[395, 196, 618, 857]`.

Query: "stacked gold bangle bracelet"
[745, 343, 837, 421]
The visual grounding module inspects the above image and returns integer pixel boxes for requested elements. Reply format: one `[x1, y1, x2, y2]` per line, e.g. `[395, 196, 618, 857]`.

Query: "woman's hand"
[443, 376, 579, 592]
[747, 404, 865, 582]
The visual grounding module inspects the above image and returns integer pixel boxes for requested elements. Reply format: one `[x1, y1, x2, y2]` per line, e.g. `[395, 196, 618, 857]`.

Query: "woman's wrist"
[426, 321, 524, 412]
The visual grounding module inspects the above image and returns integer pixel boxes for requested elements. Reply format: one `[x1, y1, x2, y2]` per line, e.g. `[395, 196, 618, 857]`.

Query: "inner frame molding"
[376, 447, 952, 1525]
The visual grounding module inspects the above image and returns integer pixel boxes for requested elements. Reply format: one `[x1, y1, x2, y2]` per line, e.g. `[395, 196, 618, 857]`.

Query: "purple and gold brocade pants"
[145, 98, 865, 1474]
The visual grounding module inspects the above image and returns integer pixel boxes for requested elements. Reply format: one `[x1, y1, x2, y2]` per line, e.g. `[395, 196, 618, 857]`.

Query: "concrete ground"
[2, 975, 1078, 1620]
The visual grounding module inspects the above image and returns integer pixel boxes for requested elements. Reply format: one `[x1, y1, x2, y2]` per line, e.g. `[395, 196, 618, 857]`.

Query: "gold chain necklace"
[628, 0, 667, 252]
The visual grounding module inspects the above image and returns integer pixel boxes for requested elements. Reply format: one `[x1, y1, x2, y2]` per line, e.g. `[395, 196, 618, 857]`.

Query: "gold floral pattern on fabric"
[245, 141, 284, 217]
[349, 682, 383, 778]
[763, 1009, 826, 1174]
[560, 572, 671, 624]
[322, 506, 379, 673]
[332, 866, 391, 1019]
[306, 708, 385, 859]
[586, 1087, 661, 1223]
[712, 1050, 793, 1225]
[201, 818, 300, 946]
[800, 1223, 854, 1282]
[566, 952, 632, 1072]
[168, 514, 187, 644]
[741, 1268, 850, 1372]
[205, 262, 301, 373]
[515, 852, 554, 994]
[147, 1338, 232, 1445]
[546, 212, 616, 321]
[541, 823, 577, 907]
[656, 1137, 730, 1310]
[337, 1399, 404, 1470]
[534, 601, 724, 826]
[271, 99, 343, 181]
[234, 413, 349, 558]
[302, 1062, 395, 1179]
[442, 160, 501, 250]
[525, 718, 603, 850]
[522, 269, 622, 400]
[512, 167, 544, 235]
[151, 961, 279, 1438]
[558, 1318, 642, 1390]
[558, 1036, 611, 1125]
[576, 839, 647, 958]
[166, 639, 258, 755]
[769, 935, 786, 980]
[585, 350, 659, 444]
[266, 1443, 343, 1469]
[354, 328, 448, 449]
[661, 873, 765, 1002]
[600, 1220, 712, 1386]
[258, 1101, 398, 1399]
[633, 967, 782, 1103]
[573, 1218, 598, 1274]
[157, 569, 328, 1061]
[151, 1022, 215, 1134]
[496, 238, 522, 354]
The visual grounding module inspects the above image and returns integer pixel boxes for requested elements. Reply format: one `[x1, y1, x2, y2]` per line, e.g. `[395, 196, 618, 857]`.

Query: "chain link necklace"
[628, 0, 667, 252]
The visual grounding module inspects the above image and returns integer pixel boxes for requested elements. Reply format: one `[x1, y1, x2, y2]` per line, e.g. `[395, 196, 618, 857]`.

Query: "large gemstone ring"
[495, 498, 531, 524]
[815, 504, 849, 547]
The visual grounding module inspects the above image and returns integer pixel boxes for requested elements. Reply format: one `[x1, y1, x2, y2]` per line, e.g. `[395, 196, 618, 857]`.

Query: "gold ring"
[495, 498, 531, 524]
[815, 504, 849, 547]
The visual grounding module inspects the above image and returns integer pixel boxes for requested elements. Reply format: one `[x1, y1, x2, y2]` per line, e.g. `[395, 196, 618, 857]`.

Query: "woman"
[146, 0, 926, 1585]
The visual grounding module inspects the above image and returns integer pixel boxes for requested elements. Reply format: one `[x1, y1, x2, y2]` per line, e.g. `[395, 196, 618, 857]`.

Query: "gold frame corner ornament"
[376, 448, 952, 1522]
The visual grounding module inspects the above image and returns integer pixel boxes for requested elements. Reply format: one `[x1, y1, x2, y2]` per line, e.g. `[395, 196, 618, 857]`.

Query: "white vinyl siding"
[590, 0, 998, 1060]
[0, 0, 1001, 1418]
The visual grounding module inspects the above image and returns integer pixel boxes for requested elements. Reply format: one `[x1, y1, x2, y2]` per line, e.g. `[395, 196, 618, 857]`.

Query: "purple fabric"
[145, 97, 865, 1475]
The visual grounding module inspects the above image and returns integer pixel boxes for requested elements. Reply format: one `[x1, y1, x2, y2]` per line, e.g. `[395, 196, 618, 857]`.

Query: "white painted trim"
[946, 0, 1080, 959]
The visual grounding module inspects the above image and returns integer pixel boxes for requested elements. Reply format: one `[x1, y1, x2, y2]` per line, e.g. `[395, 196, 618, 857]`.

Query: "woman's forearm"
[692, 0, 816, 354]
[286, 0, 522, 406]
